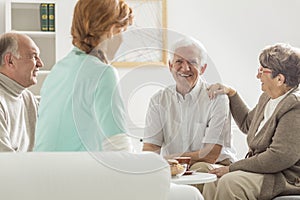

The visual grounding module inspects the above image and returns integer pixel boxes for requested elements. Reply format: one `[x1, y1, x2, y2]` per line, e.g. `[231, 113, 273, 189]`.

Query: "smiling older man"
[143, 36, 236, 192]
[0, 32, 43, 151]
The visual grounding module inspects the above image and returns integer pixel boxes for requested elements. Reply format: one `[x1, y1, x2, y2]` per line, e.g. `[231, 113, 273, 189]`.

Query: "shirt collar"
[172, 77, 204, 103]
[72, 46, 85, 55]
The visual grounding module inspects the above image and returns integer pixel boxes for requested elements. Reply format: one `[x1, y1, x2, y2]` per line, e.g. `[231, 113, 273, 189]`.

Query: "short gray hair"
[0, 33, 19, 66]
[169, 36, 207, 67]
[259, 43, 300, 87]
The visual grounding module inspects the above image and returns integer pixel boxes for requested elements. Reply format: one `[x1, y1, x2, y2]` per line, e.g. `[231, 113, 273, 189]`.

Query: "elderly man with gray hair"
[0, 32, 43, 151]
[143, 36, 236, 192]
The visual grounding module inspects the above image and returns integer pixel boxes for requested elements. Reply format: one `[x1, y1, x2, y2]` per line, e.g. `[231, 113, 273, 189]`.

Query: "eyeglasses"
[258, 66, 272, 75]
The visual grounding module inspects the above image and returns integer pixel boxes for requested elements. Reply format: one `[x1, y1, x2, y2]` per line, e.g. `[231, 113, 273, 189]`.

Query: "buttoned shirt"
[144, 78, 236, 162]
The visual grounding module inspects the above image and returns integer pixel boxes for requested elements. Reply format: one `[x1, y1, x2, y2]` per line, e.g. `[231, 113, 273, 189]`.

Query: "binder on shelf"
[48, 3, 55, 32]
[40, 3, 48, 31]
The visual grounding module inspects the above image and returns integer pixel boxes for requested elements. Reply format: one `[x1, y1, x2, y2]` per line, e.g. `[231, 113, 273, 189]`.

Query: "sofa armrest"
[0, 152, 170, 200]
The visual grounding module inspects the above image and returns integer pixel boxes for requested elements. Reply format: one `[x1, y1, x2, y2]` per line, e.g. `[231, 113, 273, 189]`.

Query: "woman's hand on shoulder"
[207, 83, 236, 99]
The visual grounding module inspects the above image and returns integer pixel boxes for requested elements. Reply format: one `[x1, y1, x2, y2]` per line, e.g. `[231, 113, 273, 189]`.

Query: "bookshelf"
[5, 0, 57, 97]
[5, 0, 168, 96]
[5, 0, 56, 68]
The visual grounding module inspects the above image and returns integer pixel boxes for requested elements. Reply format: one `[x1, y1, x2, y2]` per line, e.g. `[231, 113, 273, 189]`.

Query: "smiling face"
[257, 66, 276, 93]
[169, 45, 206, 95]
[11, 34, 44, 88]
[257, 43, 300, 98]
[256, 65, 287, 98]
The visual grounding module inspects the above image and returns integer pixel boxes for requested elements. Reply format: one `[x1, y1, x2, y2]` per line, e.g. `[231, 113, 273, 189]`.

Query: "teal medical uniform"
[34, 47, 127, 151]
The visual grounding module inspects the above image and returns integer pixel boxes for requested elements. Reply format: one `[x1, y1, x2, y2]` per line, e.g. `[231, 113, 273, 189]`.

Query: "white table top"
[171, 172, 217, 185]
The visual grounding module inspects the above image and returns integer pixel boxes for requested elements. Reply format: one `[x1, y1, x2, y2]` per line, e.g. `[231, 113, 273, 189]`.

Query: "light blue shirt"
[34, 47, 128, 151]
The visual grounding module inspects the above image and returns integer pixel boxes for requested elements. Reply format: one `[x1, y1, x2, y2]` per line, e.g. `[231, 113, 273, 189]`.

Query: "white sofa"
[0, 151, 171, 200]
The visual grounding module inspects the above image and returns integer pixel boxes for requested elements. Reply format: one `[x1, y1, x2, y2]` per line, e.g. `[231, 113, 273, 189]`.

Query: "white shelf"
[13, 31, 55, 38]
[6, 0, 57, 95]
[5, 0, 78, 97]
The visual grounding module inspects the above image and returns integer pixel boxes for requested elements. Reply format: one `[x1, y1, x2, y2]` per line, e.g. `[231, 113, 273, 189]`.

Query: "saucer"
[183, 170, 195, 175]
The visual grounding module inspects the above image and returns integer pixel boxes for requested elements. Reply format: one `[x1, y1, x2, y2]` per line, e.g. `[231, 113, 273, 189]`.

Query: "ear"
[3, 53, 14, 66]
[277, 74, 286, 86]
[168, 60, 173, 71]
[107, 25, 115, 39]
[108, 24, 121, 38]
[200, 63, 207, 75]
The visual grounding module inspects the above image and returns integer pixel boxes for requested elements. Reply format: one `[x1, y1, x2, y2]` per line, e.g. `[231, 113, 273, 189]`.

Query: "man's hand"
[178, 144, 222, 165]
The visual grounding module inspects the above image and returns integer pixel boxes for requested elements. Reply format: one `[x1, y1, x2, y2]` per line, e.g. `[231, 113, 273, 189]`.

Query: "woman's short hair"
[259, 43, 300, 87]
[71, 0, 133, 54]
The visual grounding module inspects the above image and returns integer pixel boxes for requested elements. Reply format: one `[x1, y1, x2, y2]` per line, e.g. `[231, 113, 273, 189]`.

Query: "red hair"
[71, 0, 133, 54]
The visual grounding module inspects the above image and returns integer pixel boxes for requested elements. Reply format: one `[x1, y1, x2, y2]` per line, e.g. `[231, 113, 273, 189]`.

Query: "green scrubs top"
[34, 47, 128, 151]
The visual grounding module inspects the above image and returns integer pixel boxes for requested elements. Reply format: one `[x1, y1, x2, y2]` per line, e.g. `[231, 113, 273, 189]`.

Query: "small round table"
[171, 172, 217, 185]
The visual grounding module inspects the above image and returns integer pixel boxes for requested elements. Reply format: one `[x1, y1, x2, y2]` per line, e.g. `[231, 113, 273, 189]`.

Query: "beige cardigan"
[228, 87, 300, 200]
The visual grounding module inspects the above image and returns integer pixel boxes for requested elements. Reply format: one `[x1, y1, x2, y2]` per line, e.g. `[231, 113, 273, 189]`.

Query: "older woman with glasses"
[204, 43, 300, 200]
